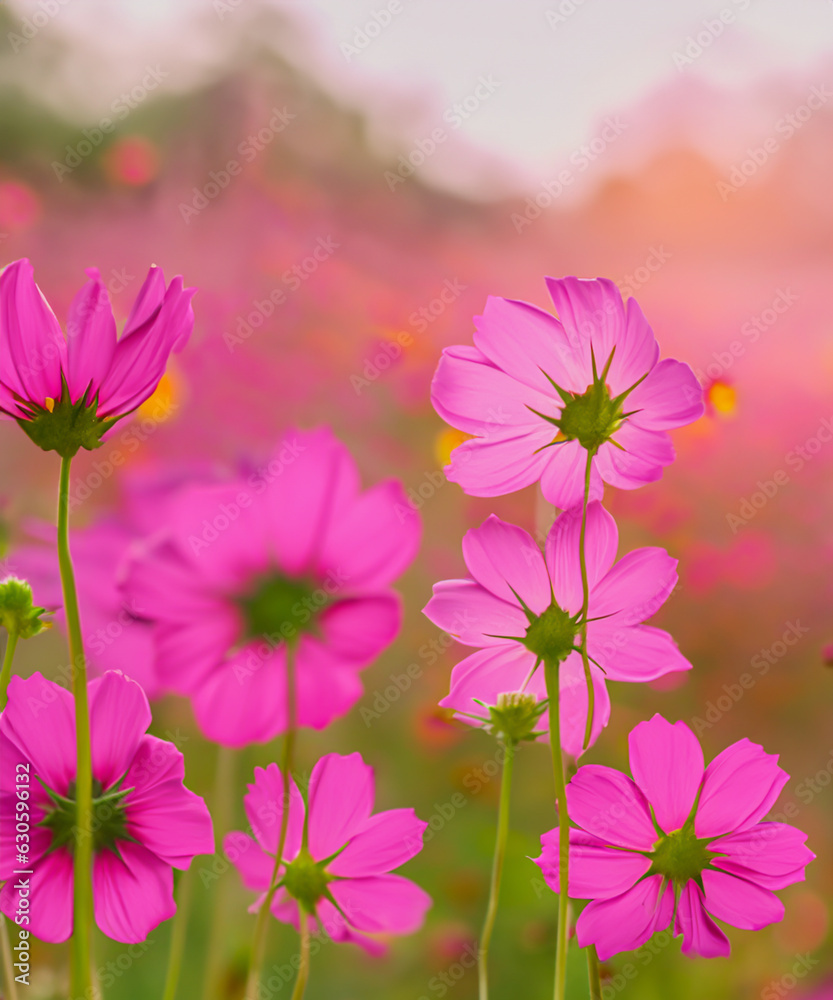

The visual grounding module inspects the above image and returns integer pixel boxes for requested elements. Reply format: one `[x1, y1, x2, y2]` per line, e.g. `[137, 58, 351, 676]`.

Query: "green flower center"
[236, 572, 323, 644]
[16, 376, 118, 459]
[556, 379, 626, 453]
[647, 824, 713, 885]
[526, 347, 645, 457]
[281, 849, 333, 912]
[39, 777, 134, 855]
[486, 692, 548, 744]
[522, 602, 578, 663]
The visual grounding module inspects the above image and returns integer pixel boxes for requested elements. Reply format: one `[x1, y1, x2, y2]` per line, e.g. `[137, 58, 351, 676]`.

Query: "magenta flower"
[431, 277, 703, 509]
[535, 715, 814, 959]
[0, 671, 213, 943]
[124, 427, 421, 746]
[225, 752, 431, 952]
[0, 258, 194, 456]
[8, 518, 159, 697]
[423, 502, 690, 756]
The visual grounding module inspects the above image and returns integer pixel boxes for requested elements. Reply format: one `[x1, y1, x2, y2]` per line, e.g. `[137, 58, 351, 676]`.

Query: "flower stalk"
[57, 456, 94, 998]
[478, 738, 515, 1000]
[0, 629, 18, 712]
[543, 657, 570, 1000]
[290, 902, 311, 1000]
[246, 639, 298, 999]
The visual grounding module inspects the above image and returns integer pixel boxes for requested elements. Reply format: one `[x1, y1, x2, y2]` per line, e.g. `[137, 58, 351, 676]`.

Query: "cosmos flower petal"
[424, 578, 530, 647]
[263, 428, 360, 576]
[445, 429, 554, 497]
[431, 338, 565, 434]
[536, 826, 651, 899]
[439, 644, 541, 725]
[674, 881, 731, 958]
[576, 874, 673, 961]
[709, 823, 815, 890]
[65, 267, 117, 404]
[0, 672, 76, 794]
[89, 671, 152, 789]
[329, 809, 428, 877]
[318, 593, 402, 663]
[472, 294, 587, 395]
[92, 841, 175, 944]
[328, 874, 432, 935]
[314, 898, 388, 955]
[191, 645, 289, 747]
[628, 715, 704, 833]
[545, 276, 658, 394]
[0, 847, 74, 943]
[123, 736, 215, 867]
[559, 653, 610, 758]
[462, 514, 551, 613]
[320, 479, 421, 589]
[695, 739, 789, 839]
[540, 437, 605, 511]
[588, 624, 692, 682]
[294, 638, 366, 729]
[627, 358, 704, 430]
[596, 423, 675, 490]
[545, 501, 618, 614]
[243, 762, 304, 859]
[566, 764, 656, 850]
[590, 546, 678, 625]
[222, 833, 274, 892]
[96, 272, 195, 417]
[700, 869, 784, 930]
[307, 753, 374, 860]
[0, 258, 65, 404]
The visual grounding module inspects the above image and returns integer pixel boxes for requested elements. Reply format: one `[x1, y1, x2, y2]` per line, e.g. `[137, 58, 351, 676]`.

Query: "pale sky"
[4, 0, 832, 197]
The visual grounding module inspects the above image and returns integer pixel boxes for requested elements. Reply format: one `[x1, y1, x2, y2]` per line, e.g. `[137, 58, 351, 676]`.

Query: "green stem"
[200, 745, 236, 1000]
[58, 456, 94, 998]
[587, 944, 602, 1000]
[478, 740, 515, 1000]
[543, 658, 569, 1000]
[0, 913, 19, 1000]
[579, 449, 594, 751]
[245, 641, 297, 999]
[161, 866, 195, 1000]
[290, 902, 310, 1000]
[0, 629, 18, 710]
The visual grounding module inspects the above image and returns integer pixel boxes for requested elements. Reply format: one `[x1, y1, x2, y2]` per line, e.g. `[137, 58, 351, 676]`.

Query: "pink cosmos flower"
[431, 277, 704, 510]
[0, 258, 194, 455]
[124, 427, 421, 746]
[0, 671, 213, 943]
[224, 752, 430, 953]
[535, 714, 814, 959]
[423, 502, 690, 756]
[8, 518, 159, 696]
